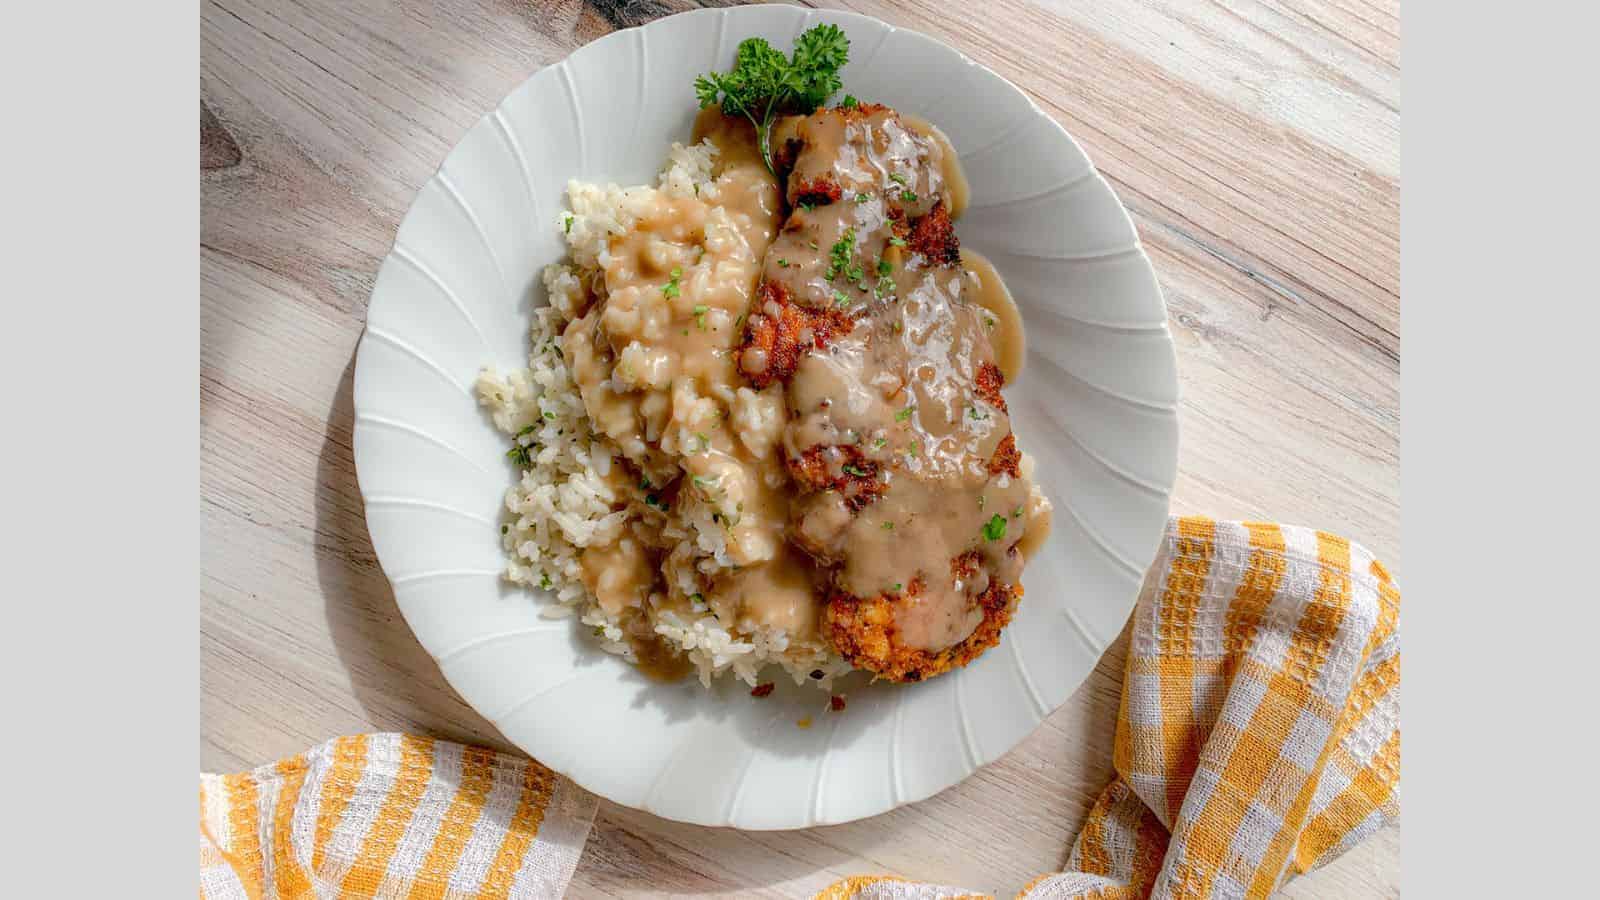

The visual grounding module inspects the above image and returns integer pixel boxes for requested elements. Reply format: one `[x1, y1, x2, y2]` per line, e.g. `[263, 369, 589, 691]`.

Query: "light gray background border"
[1, 2, 197, 896]
[7, 0, 1600, 895]
[1404, 0, 1600, 896]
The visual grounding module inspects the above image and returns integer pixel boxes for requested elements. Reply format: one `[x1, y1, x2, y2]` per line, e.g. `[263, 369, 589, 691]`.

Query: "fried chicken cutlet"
[734, 102, 1045, 682]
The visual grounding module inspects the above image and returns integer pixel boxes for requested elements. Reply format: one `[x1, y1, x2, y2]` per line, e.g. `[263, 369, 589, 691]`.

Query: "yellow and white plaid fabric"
[201, 516, 1398, 899]
[199, 734, 596, 899]
[822, 516, 1400, 900]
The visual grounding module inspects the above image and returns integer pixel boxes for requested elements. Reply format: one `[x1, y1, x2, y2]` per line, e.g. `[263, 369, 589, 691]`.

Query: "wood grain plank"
[200, 1, 1399, 896]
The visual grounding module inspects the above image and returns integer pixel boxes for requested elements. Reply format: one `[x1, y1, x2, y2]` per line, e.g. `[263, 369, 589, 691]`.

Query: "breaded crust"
[822, 551, 1022, 683]
[838, 101, 891, 119]
[988, 433, 1021, 478]
[973, 361, 1008, 413]
[737, 280, 855, 389]
[787, 444, 887, 511]
[908, 201, 961, 267]
[790, 175, 842, 208]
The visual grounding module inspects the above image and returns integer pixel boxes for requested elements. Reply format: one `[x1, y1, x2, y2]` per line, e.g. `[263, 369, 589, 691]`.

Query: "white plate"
[353, 5, 1177, 829]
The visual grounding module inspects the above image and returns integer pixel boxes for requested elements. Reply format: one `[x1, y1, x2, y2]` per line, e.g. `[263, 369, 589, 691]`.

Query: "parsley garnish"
[881, 521, 894, 530]
[693, 303, 710, 329]
[900, 190, 918, 203]
[542, 411, 556, 420]
[562, 212, 574, 234]
[840, 94, 859, 109]
[663, 266, 683, 299]
[891, 582, 903, 592]
[888, 236, 908, 248]
[889, 173, 908, 185]
[982, 514, 1007, 541]
[874, 437, 887, 449]
[833, 289, 850, 308]
[855, 192, 871, 203]
[506, 445, 531, 466]
[877, 259, 892, 276]
[694, 25, 851, 175]
[895, 405, 914, 422]
[777, 258, 790, 267]
[540, 574, 552, 589]
[843, 463, 869, 476]
[826, 228, 857, 280]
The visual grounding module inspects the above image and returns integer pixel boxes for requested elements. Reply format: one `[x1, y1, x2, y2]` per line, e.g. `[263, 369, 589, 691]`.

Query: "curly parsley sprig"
[694, 24, 850, 176]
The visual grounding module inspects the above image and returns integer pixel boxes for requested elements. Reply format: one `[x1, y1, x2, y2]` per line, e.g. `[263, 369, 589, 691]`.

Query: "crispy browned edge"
[822, 550, 1023, 682]
[736, 280, 855, 389]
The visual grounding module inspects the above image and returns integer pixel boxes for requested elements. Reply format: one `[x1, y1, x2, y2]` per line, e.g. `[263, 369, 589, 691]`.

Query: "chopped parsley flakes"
[826, 228, 857, 280]
[982, 514, 1007, 541]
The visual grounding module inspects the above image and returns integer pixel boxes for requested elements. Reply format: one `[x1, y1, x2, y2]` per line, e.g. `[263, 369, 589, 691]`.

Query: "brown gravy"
[740, 103, 1046, 657]
[626, 614, 697, 682]
[962, 250, 1025, 383]
[900, 114, 968, 220]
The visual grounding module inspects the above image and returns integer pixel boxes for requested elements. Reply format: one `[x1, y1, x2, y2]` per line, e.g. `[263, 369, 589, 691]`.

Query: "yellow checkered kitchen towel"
[201, 516, 1397, 898]
[820, 516, 1400, 899]
[199, 735, 596, 899]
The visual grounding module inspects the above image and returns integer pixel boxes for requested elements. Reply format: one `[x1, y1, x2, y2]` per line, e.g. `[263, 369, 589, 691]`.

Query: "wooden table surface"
[201, 1, 1399, 896]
